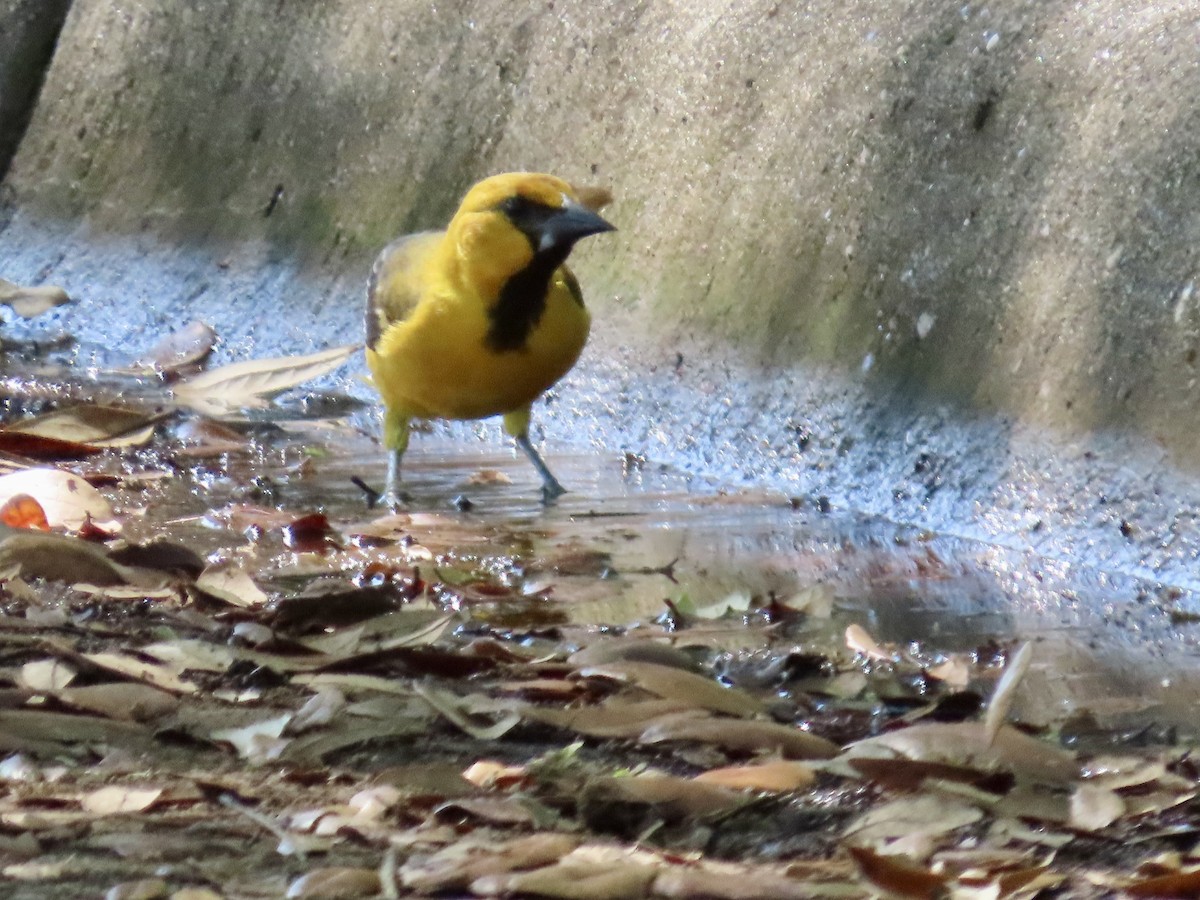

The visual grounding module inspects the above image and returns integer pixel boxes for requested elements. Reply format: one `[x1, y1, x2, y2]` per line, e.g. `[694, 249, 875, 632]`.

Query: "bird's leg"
[504, 407, 566, 503]
[380, 409, 411, 509]
[516, 432, 567, 503]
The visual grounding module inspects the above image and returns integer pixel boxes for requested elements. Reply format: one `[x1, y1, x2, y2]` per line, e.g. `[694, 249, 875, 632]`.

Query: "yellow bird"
[365, 172, 615, 505]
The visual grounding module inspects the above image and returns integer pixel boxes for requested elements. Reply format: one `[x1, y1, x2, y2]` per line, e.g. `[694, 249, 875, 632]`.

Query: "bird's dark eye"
[496, 195, 560, 249]
[498, 196, 531, 217]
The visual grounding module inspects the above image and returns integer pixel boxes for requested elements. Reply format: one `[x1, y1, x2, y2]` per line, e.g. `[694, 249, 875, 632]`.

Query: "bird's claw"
[377, 489, 411, 511]
[540, 481, 567, 505]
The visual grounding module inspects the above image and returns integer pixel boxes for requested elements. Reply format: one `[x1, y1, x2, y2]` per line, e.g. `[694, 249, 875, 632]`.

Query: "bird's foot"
[540, 480, 567, 505]
[376, 488, 411, 511]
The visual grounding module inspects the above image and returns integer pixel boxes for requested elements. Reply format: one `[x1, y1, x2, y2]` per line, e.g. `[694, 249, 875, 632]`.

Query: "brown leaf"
[285, 867, 382, 898]
[195, 562, 269, 607]
[55, 683, 179, 722]
[0, 278, 70, 318]
[0, 709, 152, 754]
[523, 698, 701, 739]
[584, 774, 745, 820]
[844, 794, 983, 852]
[103, 878, 169, 900]
[6, 405, 163, 448]
[847, 845, 951, 900]
[18, 658, 77, 692]
[640, 714, 840, 760]
[846, 623, 894, 662]
[0, 532, 138, 586]
[172, 344, 357, 415]
[1126, 868, 1200, 898]
[577, 660, 764, 717]
[567, 638, 702, 672]
[1068, 783, 1125, 831]
[81, 785, 163, 815]
[985, 642, 1032, 745]
[0, 468, 119, 532]
[693, 760, 816, 792]
[0, 494, 49, 530]
[435, 796, 540, 827]
[80, 651, 201, 695]
[849, 757, 1010, 793]
[0, 431, 102, 460]
[653, 864, 820, 900]
[131, 320, 217, 375]
[400, 833, 581, 893]
[844, 722, 1079, 785]
[472, 856, 658, 899]
[282, 512, 340, 552]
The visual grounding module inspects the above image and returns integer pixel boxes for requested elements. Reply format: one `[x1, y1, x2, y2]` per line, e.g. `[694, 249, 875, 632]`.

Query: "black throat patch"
[486, 245, 570, 352]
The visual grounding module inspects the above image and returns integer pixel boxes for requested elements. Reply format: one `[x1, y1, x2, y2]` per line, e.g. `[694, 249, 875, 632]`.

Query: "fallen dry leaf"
[847, 845, 951, 900]
[172, 344, 357, 415]
[0, 468, 120, 532]
[844, 794, 984, 856]
[0, 278, 70, 317]
[104, 878, 170, 900]
[400, 833, 581, 893]
[55, 683, 179, 722]
[18, 658, 77, 692]
[81, 651, 201, 695]
[577, 660, 765, 717]
[1068, 783, 1125, 831]
[693, 760, 817, 792]
[211, 712, 293, 762]
[1124, 867, 1200, 898]
[584, 773, 746, 819]
[0, 532, 142, 586]
[927, 655, 972, 689]
[985, 642, 1032, 745]
[0, 494, 49, 530]
[523, 698, 702, 739]
[195, 561, 270, 607]
[652, 863, 823, 900]
[640, 714, 840, 759]
[846, 623, 894, 662]
[843, 722, 1079, 785]
[81, 785, 163, 816]
[6, 405, 163, 448]
[471, 855, 659, 899]
[285, 866, 381, 898]
[412, 682, 521, 740]
[131, 320, 217, 375]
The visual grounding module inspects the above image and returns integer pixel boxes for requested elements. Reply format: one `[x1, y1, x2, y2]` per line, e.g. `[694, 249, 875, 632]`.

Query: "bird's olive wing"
[365, 232, 440, 350]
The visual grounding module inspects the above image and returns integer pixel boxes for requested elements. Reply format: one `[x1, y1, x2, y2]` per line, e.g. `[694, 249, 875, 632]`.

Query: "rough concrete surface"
[3, 0, 1200, 610]
[0, 0, 70, 176]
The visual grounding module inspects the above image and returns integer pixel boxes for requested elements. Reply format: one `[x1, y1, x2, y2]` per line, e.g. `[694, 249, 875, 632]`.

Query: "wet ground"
[258, 429, 1200, 733]
[2, 355, 1200, 896]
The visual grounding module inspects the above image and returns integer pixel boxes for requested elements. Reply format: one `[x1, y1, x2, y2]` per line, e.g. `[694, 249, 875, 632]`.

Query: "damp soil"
[0, 353, 1198, 898]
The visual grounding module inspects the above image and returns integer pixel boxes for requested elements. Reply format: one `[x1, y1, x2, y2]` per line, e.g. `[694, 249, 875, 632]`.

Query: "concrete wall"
[4, 0, 1200, 588]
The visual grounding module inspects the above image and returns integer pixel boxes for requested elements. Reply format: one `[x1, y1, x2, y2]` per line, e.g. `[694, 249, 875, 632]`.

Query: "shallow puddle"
[158, 420, 1200, 734]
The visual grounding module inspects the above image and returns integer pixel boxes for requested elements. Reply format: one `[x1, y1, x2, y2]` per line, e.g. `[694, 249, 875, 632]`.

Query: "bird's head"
[447, 173, 615, 291]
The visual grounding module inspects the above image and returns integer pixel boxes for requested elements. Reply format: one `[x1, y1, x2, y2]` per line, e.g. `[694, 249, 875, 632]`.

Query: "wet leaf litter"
[0, 326, 1193, 898]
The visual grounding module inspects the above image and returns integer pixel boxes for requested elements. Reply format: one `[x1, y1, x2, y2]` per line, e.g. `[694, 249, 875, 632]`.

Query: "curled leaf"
[0, 279, 70, 318]
[172, 345, 357, 415]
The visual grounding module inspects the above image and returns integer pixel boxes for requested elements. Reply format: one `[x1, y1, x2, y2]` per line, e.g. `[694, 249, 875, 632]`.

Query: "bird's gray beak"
[538, 200, 616, 253]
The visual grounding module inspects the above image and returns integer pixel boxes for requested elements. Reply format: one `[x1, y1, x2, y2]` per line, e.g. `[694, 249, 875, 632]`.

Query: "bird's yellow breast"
[366, 262, 590, 422]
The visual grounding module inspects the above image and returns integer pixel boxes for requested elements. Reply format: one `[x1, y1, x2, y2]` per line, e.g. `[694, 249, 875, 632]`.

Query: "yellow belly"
[367, 277, 590, 421]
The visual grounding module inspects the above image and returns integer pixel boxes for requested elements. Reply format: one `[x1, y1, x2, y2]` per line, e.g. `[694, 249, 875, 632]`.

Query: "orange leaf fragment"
[847, 845, 951, 900]
[694, 760, 816, 792]
[0, 494, 49, 530]
[1125, 867, 1200, 898]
